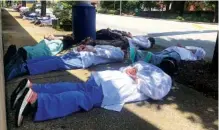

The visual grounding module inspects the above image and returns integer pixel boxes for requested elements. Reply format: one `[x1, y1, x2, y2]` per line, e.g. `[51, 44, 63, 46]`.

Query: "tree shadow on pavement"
[136, 82, 218, 130]
[2, 9, 37, 52]
[135, 35, 218, 130]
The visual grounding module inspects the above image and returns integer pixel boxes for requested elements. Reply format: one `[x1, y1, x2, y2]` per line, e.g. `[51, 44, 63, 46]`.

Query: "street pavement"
[96, 13, 218, 59]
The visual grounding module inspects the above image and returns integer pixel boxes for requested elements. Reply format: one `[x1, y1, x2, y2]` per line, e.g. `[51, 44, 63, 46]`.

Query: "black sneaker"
[4, 45, 17, 66]
[159, 58, 178, 76]
[15, 88, 37, 127]
[11, 78, 32, 110]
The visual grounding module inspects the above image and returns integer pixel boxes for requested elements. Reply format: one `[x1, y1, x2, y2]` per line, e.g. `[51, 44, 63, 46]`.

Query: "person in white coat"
[11, 61, 172, 127]
[129, 44, 206, 75]
[5, 45, 124, 80]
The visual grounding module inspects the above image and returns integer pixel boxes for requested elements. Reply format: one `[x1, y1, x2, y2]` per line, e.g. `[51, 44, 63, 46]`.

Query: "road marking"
[192, 24, 204, 30]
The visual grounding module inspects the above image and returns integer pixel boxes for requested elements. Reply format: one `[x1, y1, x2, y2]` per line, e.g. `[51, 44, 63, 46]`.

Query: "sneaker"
[4, 45, 17, 66]
[15, 88, 37, 127]
[11, 79, 32, 110]
[159, 58, 178, 76]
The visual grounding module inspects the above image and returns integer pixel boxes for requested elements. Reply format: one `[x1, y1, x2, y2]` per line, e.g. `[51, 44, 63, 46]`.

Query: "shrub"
[53, 1, 74, 30]
[97, 8, 118, 15]
[97, 8, 107, 14]
[176, 16, 185, 21]
[108, 10, 116, 14]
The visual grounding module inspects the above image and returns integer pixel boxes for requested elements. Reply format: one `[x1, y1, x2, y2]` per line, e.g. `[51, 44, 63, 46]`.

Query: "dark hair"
[159, 57, 178, 76]
[62, 36, 75, 50]
[148, 37, 155, 48]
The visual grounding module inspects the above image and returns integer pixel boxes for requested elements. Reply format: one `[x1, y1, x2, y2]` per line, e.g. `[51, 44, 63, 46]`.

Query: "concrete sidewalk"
[3, 9, 218, 130]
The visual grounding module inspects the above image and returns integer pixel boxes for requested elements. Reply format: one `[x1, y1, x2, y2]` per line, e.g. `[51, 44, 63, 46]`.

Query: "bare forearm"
[54, 37, 64, 40]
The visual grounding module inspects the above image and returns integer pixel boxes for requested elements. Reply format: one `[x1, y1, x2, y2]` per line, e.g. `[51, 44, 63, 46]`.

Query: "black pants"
[96, 29, 129, 41]
[87, 40, 129, 50]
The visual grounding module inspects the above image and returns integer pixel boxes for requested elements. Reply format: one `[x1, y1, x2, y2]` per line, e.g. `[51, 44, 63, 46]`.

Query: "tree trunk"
[22, 1, 26, 7]
[170, 1, 177, 12]
[171, 1, 185, 16]
[213, 1, 218, 23]
[166, 1, 171, 11]
[179, 1, 185, 16]
[211, 34, 218, 73]
[41, 1, 46, 17]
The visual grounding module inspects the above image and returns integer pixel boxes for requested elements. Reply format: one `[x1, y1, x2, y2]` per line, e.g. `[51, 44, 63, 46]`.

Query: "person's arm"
[136, 73, 172, 100]
[54, 36, 64, 40]
[82, 46, 96, 53]
[94, 46, 124, 61]
[44, 34, 64, 40]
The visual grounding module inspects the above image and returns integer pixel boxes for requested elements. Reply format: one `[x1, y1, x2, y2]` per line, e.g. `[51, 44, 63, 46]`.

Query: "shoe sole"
[11, 79, 31, 110]
[16, 88, 33, 127]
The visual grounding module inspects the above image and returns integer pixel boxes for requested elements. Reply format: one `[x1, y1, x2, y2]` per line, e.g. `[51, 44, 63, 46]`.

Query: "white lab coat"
[92, 61, 172, 111]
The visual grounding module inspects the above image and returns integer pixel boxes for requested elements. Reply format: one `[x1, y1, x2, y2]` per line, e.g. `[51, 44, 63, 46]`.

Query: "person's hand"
[44, 34, 55, 40]
[77, 45, 96, 52]
[125, 67, 137, 80]
[83, 46, 96, 53]
[127, 32, 133, 38]
[77, 45, 86, 52]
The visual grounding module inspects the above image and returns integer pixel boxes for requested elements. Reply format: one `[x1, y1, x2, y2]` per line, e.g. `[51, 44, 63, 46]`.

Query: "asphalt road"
[96, 14, 218, 59]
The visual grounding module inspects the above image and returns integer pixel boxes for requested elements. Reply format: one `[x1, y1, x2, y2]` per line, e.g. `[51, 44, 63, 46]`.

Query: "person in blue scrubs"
[4, 34, 74, 66]
[129, 44, 206, 76]
[11, 61, 172, 127]
[5, 45, 124, 81]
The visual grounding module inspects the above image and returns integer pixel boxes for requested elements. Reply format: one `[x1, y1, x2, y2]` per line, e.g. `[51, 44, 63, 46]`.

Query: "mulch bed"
[174, 60, 218, 100]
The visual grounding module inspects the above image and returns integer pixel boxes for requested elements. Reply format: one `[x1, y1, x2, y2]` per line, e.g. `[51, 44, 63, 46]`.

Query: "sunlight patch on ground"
[66, 69, 91, 82]
[192, 24, 205, 30]
[7, 10, 71, 43]
[124, 103, 206, 130]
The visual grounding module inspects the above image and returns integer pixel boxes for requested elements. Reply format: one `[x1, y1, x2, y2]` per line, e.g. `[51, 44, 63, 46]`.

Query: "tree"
[52, 1, 76, 29]
[213, 1, 218, 23]
[164, 1, 171, 11]
[203, 1, 218, 23]
[171, 1, 186, 16]
[100, 1, 115, 10]
[41, 1, 46, 16]
[140, 1, 158, 11]
[211, 34, 218, 73]
[179, 1, 186, 16]
[22, 1, 26, 6]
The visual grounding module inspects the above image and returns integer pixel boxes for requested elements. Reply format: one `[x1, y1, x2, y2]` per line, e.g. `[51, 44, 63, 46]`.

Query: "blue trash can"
[73, 3, 96, 43]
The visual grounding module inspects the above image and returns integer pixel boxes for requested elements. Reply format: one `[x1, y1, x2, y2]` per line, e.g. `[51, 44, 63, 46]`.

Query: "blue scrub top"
[23, 39, 63, 59]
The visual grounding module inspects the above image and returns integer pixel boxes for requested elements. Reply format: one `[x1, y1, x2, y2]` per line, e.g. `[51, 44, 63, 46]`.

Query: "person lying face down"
[11, 61, 172, 127]
[5, 44, 124, 81]
[22, 11, 40, 20]
[95, 28, 156, 50]
[130, 44, 206, 76]
[35, 15, 58, 27]
[4, 34, 75, 66]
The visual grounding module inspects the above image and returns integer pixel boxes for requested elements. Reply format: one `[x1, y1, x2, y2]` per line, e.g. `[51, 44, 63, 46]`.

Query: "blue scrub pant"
[154, 50, 181, 62]
[135, 50, 181, 65]
[31, 76, 103, 121]
[6, 53, 85, 80]
[27, 53, 83, 75]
